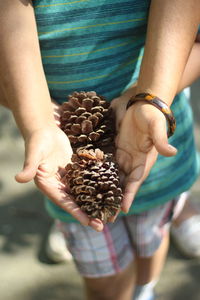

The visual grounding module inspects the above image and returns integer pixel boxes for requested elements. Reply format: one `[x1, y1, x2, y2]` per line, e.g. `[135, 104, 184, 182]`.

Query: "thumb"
[151, 118, 177, 157]
[15, 144, 42, 183]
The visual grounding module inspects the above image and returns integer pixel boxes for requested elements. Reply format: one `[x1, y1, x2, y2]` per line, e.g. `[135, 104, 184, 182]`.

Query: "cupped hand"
[15, 122, 104, 232]
[113, 100, 177, 213]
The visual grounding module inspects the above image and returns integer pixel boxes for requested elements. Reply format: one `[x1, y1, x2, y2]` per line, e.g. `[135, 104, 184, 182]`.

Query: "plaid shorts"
[58, 194, 187, 278]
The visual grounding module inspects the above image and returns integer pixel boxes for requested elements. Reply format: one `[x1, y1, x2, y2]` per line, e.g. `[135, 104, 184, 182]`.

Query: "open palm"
[113, 100, 177, 213]
[15, 126, 87, 222]
[15, 105, 104, 231]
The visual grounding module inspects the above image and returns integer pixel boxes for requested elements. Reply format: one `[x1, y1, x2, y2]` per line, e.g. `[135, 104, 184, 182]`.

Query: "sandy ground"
[0, 81, 200, 300]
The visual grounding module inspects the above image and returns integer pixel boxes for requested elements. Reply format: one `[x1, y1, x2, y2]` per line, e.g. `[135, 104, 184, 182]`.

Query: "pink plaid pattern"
[59, 196, 185, 277]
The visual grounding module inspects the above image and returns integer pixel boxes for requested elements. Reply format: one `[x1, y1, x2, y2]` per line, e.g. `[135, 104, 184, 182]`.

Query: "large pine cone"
[63, 148, 123, 223]
[60, 91, 115, 152]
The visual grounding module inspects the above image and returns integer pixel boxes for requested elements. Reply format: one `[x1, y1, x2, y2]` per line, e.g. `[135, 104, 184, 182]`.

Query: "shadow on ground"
[0, 188, 52, 262]
[156, 243, 200, 300]
[21, 281, 84, 300]
[0, 188, 85, 300]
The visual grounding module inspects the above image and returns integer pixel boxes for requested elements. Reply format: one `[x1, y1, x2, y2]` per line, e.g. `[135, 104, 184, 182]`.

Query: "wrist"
[14, 111, 57, 140]
[8, 95, 56, 139]
[135, 81, 176, 106]
[122, 82, 137, 99]
[23, 122, 58, 139]
[126, 92, 176, 137]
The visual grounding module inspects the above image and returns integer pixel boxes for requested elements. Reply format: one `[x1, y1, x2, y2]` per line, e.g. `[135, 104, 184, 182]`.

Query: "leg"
[172, 192, 199, 226]
[171, 192, 200, 257]
[60, 219, 136, 300]
[136, 232, 169, 285]
[84, 260, 136, 300]
[125, 199, 180, 299]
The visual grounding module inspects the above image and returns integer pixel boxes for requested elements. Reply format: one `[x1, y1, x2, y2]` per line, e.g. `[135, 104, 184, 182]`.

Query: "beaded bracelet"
[126, 93, 176, 137]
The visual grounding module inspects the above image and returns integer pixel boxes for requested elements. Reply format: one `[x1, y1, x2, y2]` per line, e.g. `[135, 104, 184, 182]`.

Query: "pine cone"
[63, 148, 123, 223]
[60, 91, 115, 152]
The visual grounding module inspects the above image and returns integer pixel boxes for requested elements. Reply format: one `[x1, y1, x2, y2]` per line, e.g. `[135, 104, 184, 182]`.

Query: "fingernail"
[168, 144, 177, 151]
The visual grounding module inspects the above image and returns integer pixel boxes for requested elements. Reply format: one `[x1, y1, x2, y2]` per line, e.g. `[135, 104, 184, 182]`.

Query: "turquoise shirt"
[33, 0, 199, 222]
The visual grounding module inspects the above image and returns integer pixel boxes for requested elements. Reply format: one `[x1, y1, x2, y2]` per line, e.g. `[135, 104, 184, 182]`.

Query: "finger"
[150, 118, 177, 157]
[122, 148, 157, 213]
[89, 218, 104, 232]
[15, 145, 42, 183]
[119, 171, 126, 186]
[54, 118, 61, 127]
[15, 162, 40, 183]
[58, 195, 90, 226]
[116, 148, 132, 175]
[53, 111, 61, 127]
[109, 209, 121, 223]
[122, 181, 141, 213]
[52, 101, 61, 127]
[121, 165, 145, 213]
[61, 200, 104, 231]
[35, 175, 90, 226]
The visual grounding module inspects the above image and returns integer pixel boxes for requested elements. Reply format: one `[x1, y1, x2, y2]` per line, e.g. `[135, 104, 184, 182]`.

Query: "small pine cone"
[60, 91, 116, 152]
[63, 148, 123, 223]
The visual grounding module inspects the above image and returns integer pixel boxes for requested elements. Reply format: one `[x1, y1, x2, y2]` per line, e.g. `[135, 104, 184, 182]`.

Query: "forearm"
[0, 0, 55, 138]
[177, 42, 200, 93]
[120, 41, 200, 100]
[0, 87, 10, 109]
[137, 0, 200, 105]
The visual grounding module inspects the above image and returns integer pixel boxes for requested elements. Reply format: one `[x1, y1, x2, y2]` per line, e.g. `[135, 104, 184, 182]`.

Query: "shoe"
[171, 215, 200, 258]
[133, 281, 156, 300]
[46, 221, 73, 263]
[133, 288, 156, 300]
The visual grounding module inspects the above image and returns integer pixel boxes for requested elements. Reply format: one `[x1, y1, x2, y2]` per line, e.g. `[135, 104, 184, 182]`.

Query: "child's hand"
[111, 84, 137, 130]
[15, 125, 104, 232]
[114, 102, 177, 213]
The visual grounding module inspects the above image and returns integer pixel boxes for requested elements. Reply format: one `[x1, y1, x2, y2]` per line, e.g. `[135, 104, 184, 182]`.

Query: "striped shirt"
[33, 0, 199, 222]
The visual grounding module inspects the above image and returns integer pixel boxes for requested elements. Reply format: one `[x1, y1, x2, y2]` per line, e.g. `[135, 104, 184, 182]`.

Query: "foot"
[133, 287, 156, 300]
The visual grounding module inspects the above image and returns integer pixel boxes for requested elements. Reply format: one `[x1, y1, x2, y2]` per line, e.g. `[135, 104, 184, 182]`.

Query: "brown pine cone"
[60, 91, 116, 152]
[63, 148, 123, 223]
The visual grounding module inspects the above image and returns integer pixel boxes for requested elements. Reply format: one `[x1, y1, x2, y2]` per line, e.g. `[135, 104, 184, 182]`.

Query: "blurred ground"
[0, 81, 200, 300]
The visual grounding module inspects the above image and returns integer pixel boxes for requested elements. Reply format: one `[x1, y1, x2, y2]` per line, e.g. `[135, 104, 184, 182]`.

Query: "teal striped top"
[33, 0, 199, 222]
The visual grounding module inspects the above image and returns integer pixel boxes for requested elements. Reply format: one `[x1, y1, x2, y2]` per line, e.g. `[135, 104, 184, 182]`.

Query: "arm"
[177, 41, 200, 92]
[115, 0, 200, 212]
[0, 0, 55, 137]
[112, 40, 200, 128]
[137, 0, 200, 103]
[0, 0, 103, 231]
[0, 85, 10, 108]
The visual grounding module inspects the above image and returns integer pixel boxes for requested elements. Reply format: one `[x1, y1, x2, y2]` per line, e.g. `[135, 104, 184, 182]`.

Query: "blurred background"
[0, 81, 200, 300]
